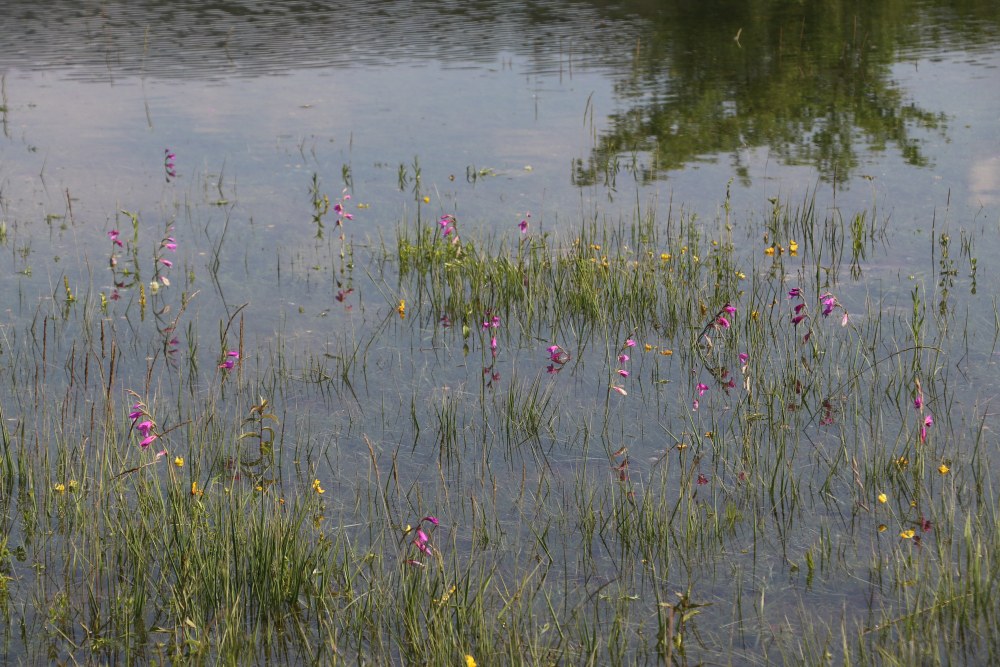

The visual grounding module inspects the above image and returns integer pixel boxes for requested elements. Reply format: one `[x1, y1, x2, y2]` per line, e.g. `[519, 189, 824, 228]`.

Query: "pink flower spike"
[140, 434, 158, 448]
[625, 339, 636, 348]
[611, 385, 627, 396]
[697, 383, 709, 396]
[617, 369, 629, 378]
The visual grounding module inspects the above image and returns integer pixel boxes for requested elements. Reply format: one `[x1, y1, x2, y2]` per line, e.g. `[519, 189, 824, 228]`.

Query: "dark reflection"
[0, 0, 639, 78]
[1, 0, 996, 184]
[574, 0, 1000, 185]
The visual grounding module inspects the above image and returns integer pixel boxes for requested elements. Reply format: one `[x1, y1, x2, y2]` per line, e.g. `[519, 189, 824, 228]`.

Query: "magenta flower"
[159, 258, 173, 268]
[692, 399, 699, 411]
[791, 313, 807, 326]
[518, 219, 528, 233]
[788, 287, 802, 299]
[914, 393, 923, 410]
[920, 414, 934, 442]
[548, 345, 570, 364]
[421, 516, 439, 526]
[219, 350, 240, 370]
[140, 434, 158, 448]
[625, 339, 636, 348]
[129, 403, 144, 422]
[717, 316, 730, 328]
[108, 230, 124, 247]
[739, 352, 749, 366]
[136, 420, 154, 437]
[821, 295, 836, 317]
[723, 304, 736, 315]
[697, 383, 709, 396]
[617, 369, 629, 378]
[490, 336, 498, 351]
[611, 385, 627, 396]
[618, 353, 629, 364]
[162, 240, 178, 251]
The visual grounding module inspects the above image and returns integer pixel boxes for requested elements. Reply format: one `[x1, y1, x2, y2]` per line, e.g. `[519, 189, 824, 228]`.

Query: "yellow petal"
[877, 493, 887, 503]
[900, 529, 915, 539]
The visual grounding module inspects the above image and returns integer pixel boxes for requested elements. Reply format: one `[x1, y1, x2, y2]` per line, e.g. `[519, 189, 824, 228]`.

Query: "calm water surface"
[1, 0, 1000, 661]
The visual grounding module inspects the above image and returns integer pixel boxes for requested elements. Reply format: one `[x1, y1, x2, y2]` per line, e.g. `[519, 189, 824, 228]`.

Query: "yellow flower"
[877, 492, 887, 504]
[660, 253, 671, 261]
[789, 239, 799, 255]
[895, 456, 909, 469]
[397, 299, 406, 318]
[877, 524, 887, 532]
[190, 481, 203, 497]
[422, 196, 430, 204]
[736, 271, 746, 279]
[312, 479, 325, 495]
[174, 456, 184, 468]
[938, 463, 950, 475]
[465, 656, 477, 667]
[764, 246, 775, 256]
[750, 310, 759, 320]
[900, 529, 916, 539]
[67, 480, 78, 492]
[54, 483, 66, 494]
[660, 349, 673, 356]
[644, 343, 654, 352]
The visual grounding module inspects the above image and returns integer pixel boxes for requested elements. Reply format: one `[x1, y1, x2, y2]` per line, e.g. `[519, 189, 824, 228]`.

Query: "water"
[1, 0, 1000, 662]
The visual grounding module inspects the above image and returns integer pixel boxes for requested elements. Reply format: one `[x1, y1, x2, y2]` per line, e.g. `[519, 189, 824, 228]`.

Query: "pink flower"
[625, 339, 636, 348]
[692, 399, 699, 411]
[617, 369, 629, 378]
[723, 304, 736, 315]
[920, 414, 934, 442]
[490, 336, 497, 351]
[821, 295, 836, 317]
[788, 287, 802, 299]
[791, 313, 807, 326]
[219, 350, 240, 370]
[159, 258, 173, 268]
[548, 346, 570, 364]
[421, 516, 439, 525]
[611, 385, 627, 396]
[697, 383, 709, 396]
[136, 420, 154, 437]
[108, 230, 123, 247]
[140, 434, 158, 448]
[129, 403, 144, 422]
[739, 352, 749, 366]
[716, 316, 730, 328]
[518, 219, 528, 233]
[618, 354, 629, 364]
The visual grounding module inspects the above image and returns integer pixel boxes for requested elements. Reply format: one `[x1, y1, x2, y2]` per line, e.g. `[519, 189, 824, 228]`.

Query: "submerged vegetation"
[0, 163, 994, 665]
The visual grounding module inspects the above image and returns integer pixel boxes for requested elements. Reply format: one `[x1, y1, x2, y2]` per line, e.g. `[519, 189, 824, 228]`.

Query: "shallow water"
[1, 0, 999, 662]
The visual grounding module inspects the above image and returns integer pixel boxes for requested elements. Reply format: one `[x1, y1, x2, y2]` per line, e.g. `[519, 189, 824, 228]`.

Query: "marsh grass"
[0, 183, 996, 665]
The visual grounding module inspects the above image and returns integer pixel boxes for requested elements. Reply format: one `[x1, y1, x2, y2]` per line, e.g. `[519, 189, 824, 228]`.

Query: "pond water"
[1, 0, 1000, 663]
